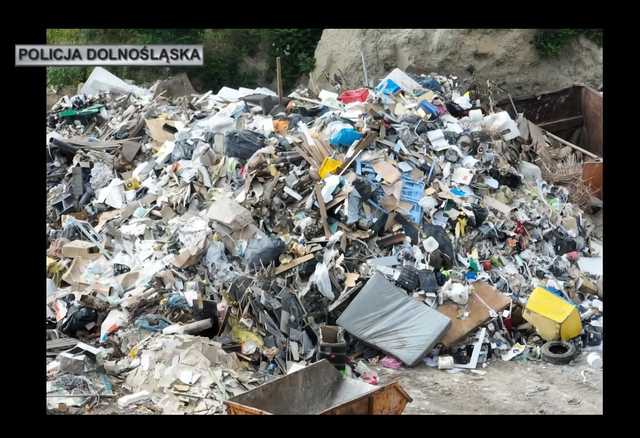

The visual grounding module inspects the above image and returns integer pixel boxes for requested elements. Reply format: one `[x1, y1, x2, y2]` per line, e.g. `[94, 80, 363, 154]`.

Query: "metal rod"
[360, 50, 369, 88]
[276, 57, 283, 104]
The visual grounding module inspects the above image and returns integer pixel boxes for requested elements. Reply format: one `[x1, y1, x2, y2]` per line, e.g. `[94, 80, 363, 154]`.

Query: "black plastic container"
[317, 325, 347, 371]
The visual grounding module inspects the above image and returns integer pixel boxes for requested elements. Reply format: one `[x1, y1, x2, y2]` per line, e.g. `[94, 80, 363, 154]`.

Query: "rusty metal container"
[224, 360, 412, 415]
[497, 85, 603, 200]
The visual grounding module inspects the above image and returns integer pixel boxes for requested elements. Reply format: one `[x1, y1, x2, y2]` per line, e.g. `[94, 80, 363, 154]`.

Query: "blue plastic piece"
[375, 78, 401, 95]
[419, 78, 443, 93]
[99, 374, 113, 395]
[450, 187, 466, 197]
[134, 314, 172, 332]
[167, 293, 190, 311]
[466, 271, 477, 281]
[544, 287, 576, 306]
[419, 100, 440, 119]
[367, 199, 385, 212]
[330, 128, 362, 148]
[400, 175, 425, 224]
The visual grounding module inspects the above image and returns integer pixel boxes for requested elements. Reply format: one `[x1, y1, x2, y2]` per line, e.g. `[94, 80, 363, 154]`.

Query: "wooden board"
[314, 184, 331, 238]
[437, 282, 511, 347]
[273, 254, 315, 275]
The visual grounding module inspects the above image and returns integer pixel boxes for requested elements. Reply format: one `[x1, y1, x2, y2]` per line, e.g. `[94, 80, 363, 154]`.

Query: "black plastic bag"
[422, 223, 455, 269]
[224, 129, 266, 160]
[171, 139, 196, 162]
[60, 306, 98, 336]
[244, 237, 285, 270]
[446, 101, 466, 118]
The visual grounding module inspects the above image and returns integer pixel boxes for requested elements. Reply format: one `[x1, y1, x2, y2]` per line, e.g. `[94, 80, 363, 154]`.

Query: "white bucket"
[587, 352, 602, 369]
[438, 355, 454, 370]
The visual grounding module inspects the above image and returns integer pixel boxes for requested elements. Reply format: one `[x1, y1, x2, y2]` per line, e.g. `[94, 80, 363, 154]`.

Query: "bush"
[265, 29, 323, 89]
[45, 28, 324, 93]
[47, 67, 88, 90]
[534, 29, 602, 58]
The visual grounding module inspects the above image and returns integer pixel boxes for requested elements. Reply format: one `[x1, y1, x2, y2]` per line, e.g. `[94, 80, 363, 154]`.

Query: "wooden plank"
[327, 284, 361, 312]
[437, 282, 511, 347]
[67, 136, 123, 149]
[314, 184, 332, 238]
[543, 129, 601, 160]
[326, 193, 347, 210]
[273, 254, 315, 275]
[276, 57, 283, 104]
[376, 233, 406, 248]
[338, 131, 377, 176]
[47, 337, 79, 351]
[293, 145, 316, 167]
[537, 115, 584, 131]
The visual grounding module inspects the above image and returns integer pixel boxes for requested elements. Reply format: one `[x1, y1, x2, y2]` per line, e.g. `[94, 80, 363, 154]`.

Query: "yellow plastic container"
[318, 157, 343, 179]
[523, 287, 582, 341]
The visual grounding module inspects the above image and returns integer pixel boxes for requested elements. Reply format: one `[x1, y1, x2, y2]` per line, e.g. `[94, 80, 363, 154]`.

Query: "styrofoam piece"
[117, 391, 151, 408]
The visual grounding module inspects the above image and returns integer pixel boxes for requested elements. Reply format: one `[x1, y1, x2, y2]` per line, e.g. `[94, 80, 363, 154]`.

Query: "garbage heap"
[46, 67, 603, 414]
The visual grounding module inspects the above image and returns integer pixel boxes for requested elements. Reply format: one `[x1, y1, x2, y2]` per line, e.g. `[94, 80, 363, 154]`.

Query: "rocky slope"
[309, 29, 602, 97]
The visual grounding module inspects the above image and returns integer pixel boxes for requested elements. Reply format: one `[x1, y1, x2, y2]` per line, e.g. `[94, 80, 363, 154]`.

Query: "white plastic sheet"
[80, 67, 151, 98]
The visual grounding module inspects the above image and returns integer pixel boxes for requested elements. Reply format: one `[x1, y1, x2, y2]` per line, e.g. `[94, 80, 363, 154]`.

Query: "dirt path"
[377, 351, 602, 415]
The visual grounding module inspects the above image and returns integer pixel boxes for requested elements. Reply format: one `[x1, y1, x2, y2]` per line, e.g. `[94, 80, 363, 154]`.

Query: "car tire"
[541, 340, 577, 365]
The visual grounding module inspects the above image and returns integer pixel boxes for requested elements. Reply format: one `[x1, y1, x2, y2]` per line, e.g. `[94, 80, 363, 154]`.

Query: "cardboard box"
[61, 240, 100, 260]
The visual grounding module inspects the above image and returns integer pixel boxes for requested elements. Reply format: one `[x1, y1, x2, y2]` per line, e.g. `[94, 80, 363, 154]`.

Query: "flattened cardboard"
[61, 256, 103, 288]
[372, 160, 401, 184]
[484, 196, 513, 216]
[437, 282, 511, 347]
[172, 239, 208, 268]
[207, 197, 254, 231]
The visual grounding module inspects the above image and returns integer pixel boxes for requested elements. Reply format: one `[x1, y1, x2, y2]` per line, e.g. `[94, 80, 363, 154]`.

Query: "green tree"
[46, 28, 324, 93]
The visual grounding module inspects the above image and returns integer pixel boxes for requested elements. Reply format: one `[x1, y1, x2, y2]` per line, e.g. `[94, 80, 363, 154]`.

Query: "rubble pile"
[46, 66, 603, 414]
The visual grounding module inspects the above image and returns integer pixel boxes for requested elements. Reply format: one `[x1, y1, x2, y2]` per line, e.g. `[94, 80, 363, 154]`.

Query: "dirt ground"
[75, 351, 601, 415]
[377, 351, 603, 415]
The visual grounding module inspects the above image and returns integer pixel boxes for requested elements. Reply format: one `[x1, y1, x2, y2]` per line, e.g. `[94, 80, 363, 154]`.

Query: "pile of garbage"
[46, 66, 603, 414]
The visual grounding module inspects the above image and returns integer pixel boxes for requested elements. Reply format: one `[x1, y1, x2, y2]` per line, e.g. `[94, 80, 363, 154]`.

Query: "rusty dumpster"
[224, 359, 412, 415]
[497, 85, 603, 199]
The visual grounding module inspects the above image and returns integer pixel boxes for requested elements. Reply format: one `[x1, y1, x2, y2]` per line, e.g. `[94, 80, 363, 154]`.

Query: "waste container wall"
[225, 360, 378, 414]
[497, 85, 602, 157]
[580, 86, 603, 157]
[224, 360, 412, 415]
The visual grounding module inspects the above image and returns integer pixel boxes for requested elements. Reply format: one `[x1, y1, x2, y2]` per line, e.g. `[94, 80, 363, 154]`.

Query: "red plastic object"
[565, 251, 579, 262]
[339, 88, 369, 104]
[482, 260, 492, 271]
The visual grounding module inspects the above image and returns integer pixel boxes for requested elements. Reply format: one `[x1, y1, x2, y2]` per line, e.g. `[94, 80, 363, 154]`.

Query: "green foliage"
[266, 29, 323, 88]
[47, 67, 88, 90]
[534, 29, 602, 58]
[45, 28, 323, 93]
[47, 29, 84, 44]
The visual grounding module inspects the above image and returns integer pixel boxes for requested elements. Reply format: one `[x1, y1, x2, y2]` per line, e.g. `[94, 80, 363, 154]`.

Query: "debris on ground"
[46, 66, 603, 415]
